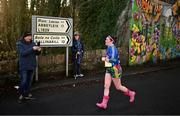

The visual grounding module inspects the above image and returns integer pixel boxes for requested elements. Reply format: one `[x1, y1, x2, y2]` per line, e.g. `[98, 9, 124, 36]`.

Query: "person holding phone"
[96, 35, 136, 109]
[17, 32, 41, 102]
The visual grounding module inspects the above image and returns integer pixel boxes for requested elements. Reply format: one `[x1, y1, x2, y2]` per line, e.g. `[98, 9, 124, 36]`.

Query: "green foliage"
[0, 0, 67, 53]
[0, 0, 30, 51]
[0, 0, 129, 53]
[79, 0, 128, 50]
[0, 51, 17, 61]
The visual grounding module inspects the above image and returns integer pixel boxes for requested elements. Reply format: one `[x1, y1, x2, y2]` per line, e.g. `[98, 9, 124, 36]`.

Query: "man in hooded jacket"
[17, 32, 41, 102]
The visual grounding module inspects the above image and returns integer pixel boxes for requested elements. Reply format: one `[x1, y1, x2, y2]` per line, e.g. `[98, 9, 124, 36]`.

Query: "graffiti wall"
[129, 0, 180, 65]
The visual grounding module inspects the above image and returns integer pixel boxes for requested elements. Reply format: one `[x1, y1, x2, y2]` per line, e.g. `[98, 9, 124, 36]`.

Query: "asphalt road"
[0, 67, 180, 115]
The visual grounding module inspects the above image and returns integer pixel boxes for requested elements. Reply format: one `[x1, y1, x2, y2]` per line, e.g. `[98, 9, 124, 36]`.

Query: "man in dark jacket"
[17, 32, 41, 102]
[72, 31, 84, 79]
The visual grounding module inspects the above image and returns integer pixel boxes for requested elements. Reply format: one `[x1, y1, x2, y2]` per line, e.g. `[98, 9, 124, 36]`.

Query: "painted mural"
[129, 0, 180, 65]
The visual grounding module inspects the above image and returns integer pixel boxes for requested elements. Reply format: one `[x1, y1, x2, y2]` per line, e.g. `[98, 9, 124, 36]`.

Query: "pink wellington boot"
[96, 96, 109, 109]
[124, 89, 136, 103]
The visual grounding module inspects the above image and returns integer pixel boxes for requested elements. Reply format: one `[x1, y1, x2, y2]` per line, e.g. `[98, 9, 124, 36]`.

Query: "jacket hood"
[19, 32, 32, 44]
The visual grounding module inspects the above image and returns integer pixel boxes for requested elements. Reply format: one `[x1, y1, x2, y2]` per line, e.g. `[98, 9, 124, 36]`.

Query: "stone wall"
[0, 47, 128, 79]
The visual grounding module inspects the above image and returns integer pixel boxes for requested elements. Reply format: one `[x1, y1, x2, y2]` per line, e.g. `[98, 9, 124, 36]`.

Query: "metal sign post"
[66, 47, 69, 77]
[35, 56, 39, 81]
[32, 16, 73, 81]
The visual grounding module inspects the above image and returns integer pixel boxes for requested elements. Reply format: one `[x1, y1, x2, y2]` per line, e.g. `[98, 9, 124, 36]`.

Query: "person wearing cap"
[71, 31, 84, 79]
[17, 32, 41, 102]
[96, 35, 136, 109]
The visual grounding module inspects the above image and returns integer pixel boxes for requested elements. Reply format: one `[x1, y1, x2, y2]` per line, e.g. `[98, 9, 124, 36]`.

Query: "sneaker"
[19, 95, 24, 100]
[79, 74, 84, 77]
[14, 86, 19, 89]
[28, 93, 32, 98]
[74, 74, 79, 79]
[25, 93, 35, 100]
[18, 95, 24, 103]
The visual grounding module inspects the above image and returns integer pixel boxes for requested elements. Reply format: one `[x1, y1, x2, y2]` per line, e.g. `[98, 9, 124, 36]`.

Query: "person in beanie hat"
[16, 32, 41, 103]
[96, 35, 136, 109]
[71, 31, 84, 79]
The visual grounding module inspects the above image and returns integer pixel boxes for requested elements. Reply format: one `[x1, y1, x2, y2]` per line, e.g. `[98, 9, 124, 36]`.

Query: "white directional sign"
[32, 16, 73, 47]
[36, 18, 71, 33]
[34, 35, 71, 46]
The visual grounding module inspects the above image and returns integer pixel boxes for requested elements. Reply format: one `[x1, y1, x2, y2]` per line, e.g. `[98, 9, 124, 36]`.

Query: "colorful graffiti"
[129, 0, 180, 65]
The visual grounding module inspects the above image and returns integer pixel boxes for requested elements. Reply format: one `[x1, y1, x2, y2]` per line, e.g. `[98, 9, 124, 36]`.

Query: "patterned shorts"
[106, 65, 122, 78]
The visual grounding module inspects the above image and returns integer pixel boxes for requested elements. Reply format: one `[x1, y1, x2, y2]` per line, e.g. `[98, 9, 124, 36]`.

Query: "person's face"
[105, 37, 113, 46]
[74, 35, 80, 40]
[24, 35, 32, 42]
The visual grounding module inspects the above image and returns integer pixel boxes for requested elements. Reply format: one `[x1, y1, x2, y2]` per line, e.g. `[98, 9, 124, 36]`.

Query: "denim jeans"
[74, 61, 81, 75]
[19, 70, 34, 96]
[73, 54, 82, 75]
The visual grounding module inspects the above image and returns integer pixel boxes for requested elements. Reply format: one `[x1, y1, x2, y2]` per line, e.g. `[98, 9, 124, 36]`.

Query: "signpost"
[32, 16, 73, 81]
